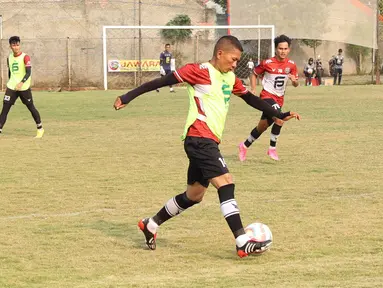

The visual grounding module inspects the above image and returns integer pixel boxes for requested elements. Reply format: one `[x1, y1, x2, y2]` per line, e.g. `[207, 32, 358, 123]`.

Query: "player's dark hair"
[309, 58, 313, 62]
[9, 36, 21, 45]
[274, 34, 291, 48]
[338, 48, 343, 53]
[214, 35, 243, 55]
[165, 43, 170, 47]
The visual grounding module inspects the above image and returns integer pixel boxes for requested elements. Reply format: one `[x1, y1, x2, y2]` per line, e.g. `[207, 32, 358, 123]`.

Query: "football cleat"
[35, 128, 45, 139]
[138, 218, 157, 250]
[267, 148, 279, 161]
[238, 142, 248, 162]
[236, 238, 272, 258]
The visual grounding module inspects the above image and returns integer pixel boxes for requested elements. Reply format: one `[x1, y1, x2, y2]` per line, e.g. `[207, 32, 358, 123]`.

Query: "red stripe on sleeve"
[24, 55, 31, 67]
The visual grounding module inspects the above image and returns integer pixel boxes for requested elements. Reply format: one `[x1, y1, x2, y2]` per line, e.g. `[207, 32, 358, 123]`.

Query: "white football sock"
[235, 234, 250, 247]
[147, 218, 159, 234]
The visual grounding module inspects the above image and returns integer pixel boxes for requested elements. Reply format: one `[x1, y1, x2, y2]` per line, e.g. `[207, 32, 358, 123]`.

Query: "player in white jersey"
[238, 35, 301, 161]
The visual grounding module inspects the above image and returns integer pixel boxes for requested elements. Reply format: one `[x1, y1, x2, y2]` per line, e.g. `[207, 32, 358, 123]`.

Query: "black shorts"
[334, 68, 343, 75]
[3, 88, 33, 105]
[184, 136, 229, 188]
[260, 98, 282, 125]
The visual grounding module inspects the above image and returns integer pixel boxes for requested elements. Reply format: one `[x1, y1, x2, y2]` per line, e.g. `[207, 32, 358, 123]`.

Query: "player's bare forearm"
[15, 82, 23, 91]
[114, 73, 179, 110]
[250, 73, 257, 94]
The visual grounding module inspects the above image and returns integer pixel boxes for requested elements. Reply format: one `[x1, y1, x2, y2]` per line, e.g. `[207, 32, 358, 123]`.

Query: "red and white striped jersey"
[254, 57, 298, 107]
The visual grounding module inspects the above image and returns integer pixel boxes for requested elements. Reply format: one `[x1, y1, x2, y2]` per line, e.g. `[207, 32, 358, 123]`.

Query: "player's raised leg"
[268, 123, 282, 161]
[210, 174, 272, 257]
[138, 181, 202, 250]
[239, 116, 270, 161]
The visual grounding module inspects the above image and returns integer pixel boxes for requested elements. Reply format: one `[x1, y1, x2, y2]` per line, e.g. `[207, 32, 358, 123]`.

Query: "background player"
[156, 43, 175, 93]
[303, 57, 316, 86]
[114, 36, 287, 258]
[238, 34, 300, 161]
[333, 48, 344, 85]
[0, 36, 44, 138]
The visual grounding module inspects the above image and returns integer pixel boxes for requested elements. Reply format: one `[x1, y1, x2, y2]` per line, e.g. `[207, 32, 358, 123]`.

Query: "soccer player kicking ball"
[238, 35, 300, 161]
[114, 36, 287, 258]
[0, 36, 44, 138]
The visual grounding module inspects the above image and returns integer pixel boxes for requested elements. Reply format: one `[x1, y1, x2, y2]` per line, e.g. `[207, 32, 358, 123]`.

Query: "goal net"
[103, 25, 275, 90]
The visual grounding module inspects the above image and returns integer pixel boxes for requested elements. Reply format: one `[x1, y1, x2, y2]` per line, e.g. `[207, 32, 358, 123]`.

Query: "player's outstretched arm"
[281, 111, 301, 121]
[239, 92, 284, 126]
[113, 73, 180, 110]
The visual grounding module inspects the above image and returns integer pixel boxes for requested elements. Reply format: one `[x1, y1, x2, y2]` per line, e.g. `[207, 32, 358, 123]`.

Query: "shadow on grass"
[224, 154, 278, 166]
[88, 220, 170, 249]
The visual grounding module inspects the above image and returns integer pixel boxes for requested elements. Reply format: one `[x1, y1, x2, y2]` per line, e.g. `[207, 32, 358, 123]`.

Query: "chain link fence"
[0, 0, 382, 89]
[0, 38, 105, 90]
[104, 26, 274, 89]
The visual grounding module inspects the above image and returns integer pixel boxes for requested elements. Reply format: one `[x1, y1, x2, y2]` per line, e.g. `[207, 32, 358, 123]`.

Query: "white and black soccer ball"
[244, 222, 273, 253]
[307, 68, 313, 74]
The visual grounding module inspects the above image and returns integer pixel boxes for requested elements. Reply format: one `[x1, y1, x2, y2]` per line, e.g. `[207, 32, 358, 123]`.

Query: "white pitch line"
[0, 192, 378, 221]
[0, 208, 115, 221]
[262, 192, 378, 203]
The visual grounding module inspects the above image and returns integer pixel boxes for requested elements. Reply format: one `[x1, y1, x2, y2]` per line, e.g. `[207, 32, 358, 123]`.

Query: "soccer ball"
[244, 222, 273, 252]
[307, 68, 313, 74]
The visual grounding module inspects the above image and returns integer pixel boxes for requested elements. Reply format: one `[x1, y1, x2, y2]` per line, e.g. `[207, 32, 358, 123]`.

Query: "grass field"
[0, 85, 382, 288]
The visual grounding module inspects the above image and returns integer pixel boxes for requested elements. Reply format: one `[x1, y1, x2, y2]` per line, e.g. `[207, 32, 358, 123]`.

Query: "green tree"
[299, 39, 322, 59]
[212, 0, 227, 11]
[160, 14, 192, 45]
[346, 44, 370, 74]
[160, 15, 193, 66]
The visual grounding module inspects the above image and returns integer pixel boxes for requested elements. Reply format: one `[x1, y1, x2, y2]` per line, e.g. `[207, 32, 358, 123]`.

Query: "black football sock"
[270, 123, 282, 148]
[218, 184, 245, 238]
[244, 127, 262, 148]
[152, 191, 198, 226]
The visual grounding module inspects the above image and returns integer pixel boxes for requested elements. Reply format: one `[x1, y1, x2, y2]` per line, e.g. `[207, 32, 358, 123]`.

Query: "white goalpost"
[102, 25, 275, 90]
